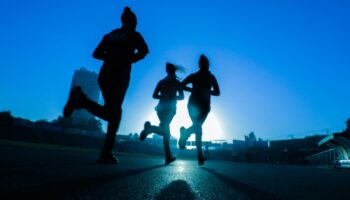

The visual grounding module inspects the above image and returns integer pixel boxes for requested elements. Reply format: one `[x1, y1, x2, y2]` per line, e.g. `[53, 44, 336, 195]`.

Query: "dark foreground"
[0, 140, 349, 200]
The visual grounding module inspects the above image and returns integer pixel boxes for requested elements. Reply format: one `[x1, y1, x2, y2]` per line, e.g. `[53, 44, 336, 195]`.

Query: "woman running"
[139, 63, 184, 165]
[178, 54, 220, 165]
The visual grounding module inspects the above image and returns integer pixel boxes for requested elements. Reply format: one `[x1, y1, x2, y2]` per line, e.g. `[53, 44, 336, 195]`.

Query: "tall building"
[70, 67, 100, 123]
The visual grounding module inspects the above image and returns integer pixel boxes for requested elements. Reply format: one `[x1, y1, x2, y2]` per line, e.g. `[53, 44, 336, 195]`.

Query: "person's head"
[199, 54, 209, 71]
[121, 7, 137, 30]
[346, 118, 350, 129]
[166, 63, 184, 77]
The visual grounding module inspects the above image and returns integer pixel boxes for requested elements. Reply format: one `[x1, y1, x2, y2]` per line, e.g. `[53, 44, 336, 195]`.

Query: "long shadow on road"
[201, 167, 283, 200]
[5, 164, 164, 199]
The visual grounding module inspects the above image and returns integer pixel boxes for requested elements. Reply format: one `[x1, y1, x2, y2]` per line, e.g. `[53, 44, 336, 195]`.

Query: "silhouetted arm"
[183, 87, 192, 92]
[181, 74, 194, 92]
[177, 83, 184, 100]
[92, 35, 109, 61]
[132, 33, 149, 63]
[210, 76, 220, 96]
[152, 82, 161, 99]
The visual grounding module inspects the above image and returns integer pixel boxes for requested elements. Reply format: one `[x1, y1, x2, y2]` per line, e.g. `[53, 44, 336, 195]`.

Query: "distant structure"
[232, 132, 268, 150]
[309, 120, 350, 167]
[148, 134, 177, 148]
[232, 132, 325, 164]
[70, 67, 100, 123]
[231, 132, 269, 162]
[269, 135, 325, 164]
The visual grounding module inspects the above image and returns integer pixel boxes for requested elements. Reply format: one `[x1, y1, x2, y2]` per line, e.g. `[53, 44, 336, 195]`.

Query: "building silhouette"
[233, 132, 269, 150]
[70, 67, 100, 123]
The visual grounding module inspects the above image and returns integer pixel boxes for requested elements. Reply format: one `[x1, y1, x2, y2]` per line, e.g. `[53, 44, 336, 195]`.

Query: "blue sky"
[0, 0, 349, 140]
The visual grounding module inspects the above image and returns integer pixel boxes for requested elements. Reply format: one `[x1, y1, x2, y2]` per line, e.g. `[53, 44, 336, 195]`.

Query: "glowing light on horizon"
[146, 100, 224, 141]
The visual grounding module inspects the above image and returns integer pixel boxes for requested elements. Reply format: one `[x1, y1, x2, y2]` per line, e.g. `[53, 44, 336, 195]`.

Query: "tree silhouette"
[0, 111, 13, 127]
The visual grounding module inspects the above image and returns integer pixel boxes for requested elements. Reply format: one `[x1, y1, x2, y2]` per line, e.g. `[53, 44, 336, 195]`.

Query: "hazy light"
[177, 166, 185, 173]
[146, 98, 225, 141]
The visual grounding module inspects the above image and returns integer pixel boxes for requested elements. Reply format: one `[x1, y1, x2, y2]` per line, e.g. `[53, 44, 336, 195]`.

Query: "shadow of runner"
[6, 164, 164, 199]
[201, 167, 283, 200]
[156, 180, 195, 200]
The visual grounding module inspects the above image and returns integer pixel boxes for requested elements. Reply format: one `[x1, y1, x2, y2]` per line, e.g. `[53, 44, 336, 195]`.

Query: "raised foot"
[140, 121, 151, 141]
[63, 86, 84, 118]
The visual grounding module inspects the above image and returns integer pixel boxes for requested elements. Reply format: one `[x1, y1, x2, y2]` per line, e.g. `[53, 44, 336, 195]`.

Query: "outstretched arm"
[210, 76, 220, 96]
[181, 74, 194, 92]
[183, 87, 192, 92]
[92, 35, 109, 61]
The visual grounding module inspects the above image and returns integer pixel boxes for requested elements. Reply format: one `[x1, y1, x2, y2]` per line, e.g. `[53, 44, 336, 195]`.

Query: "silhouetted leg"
[183, 125, 195, 139]
[179, 104, 198, 149]
[100, 108, 122, 156]
[183, 103, 201, 142]
[63, 86, 108, 120]
[148, 115, 166, 136]
[80, 97, 109, 121]
[195, 126, 203, 160]
[76, 86, 122, 156]
[162, 124, 176, 164]
[150, 125, 165, 136]
[157, 108, 175, 157]
[191, 104, 209, 164]
[140, 123, 165, 141]
[163, 126, 171, 157]
[99, 77, 129, 159]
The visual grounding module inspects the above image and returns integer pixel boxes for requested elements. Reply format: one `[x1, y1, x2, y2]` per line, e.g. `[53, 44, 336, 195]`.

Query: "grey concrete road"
[0, 140, 349, 200]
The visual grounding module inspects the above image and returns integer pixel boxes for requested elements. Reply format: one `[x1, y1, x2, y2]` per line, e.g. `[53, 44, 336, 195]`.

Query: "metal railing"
[308, 148, 337, 167]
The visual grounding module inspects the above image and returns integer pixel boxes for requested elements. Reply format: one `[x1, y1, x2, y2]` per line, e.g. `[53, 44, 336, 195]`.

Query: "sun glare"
[146, 100, 224, 141]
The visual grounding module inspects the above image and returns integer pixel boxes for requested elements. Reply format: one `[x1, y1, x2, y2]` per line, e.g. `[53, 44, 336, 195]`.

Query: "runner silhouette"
[178, 55, 220, 165]
[63, 7, 149, 164]
[139, 63, 184, 165]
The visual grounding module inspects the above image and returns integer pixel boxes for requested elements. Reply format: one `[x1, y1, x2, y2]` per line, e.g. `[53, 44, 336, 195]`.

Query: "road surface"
[0, 140, 349, 200]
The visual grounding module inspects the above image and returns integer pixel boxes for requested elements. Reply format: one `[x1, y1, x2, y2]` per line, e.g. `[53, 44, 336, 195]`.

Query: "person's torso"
[100, 28, 142, 77]
[104, 28, 141, 62]
[157, 76, 180, 108]
[189, 71, 214, 106]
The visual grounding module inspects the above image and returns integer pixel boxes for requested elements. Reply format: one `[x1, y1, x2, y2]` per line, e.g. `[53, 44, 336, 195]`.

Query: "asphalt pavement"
[0, 140, 349, 200]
